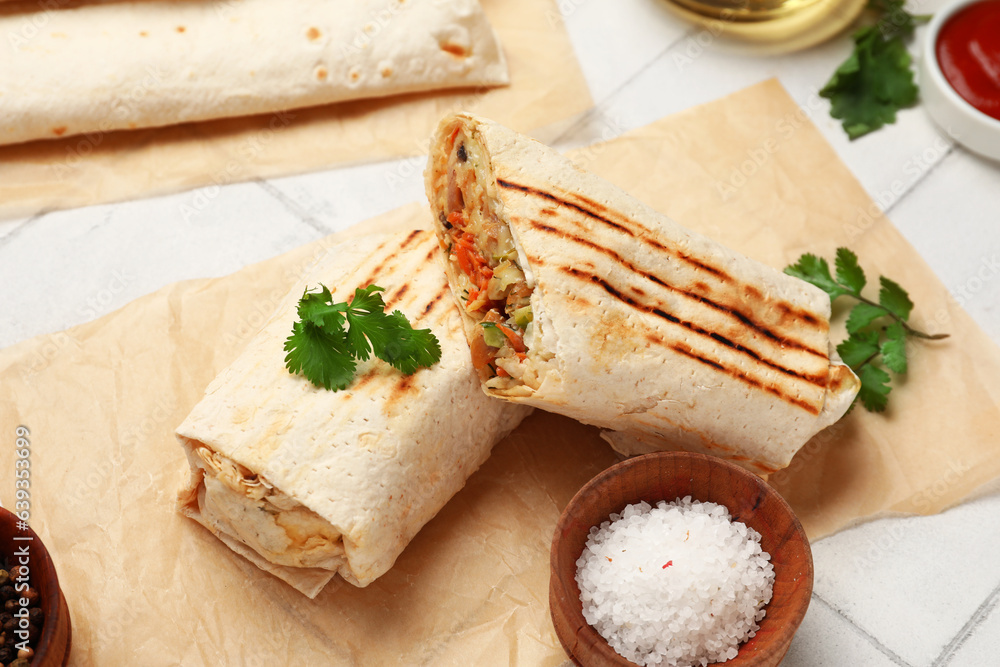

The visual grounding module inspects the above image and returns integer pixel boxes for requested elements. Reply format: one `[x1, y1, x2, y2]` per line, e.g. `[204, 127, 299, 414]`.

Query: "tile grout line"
[0, 211, 47, 250]
[931, 578, 1000, 666]
[549, 26, 699, 148]
[810, 593, 916, 667]
[881, 143, 957, 217]
[252, 179, 332, 236]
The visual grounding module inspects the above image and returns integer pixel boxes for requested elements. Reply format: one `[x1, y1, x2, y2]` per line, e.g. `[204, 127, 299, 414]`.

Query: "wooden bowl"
[0, 507, 72, 666]
[550, 451, 812, 667]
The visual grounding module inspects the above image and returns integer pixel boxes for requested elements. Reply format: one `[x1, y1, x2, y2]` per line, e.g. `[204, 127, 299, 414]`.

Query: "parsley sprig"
[821, 0, 931, 140]
[283, 284, 442, 391]
[785, 248, 948, 412]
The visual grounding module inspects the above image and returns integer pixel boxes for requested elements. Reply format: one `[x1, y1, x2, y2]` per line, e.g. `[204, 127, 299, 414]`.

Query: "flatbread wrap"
[176, 229, 531, 597]
[0, 0, 508, 146]
[424, 113, 860, 475]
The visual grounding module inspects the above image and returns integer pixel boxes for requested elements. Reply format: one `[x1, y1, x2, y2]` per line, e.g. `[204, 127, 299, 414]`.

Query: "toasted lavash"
[176, 229, 530, 597]
[425, 113, 860, 475]
[0, 0, 507, 146]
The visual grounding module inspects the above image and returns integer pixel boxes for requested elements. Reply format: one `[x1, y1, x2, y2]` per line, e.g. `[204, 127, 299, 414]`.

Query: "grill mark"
[352, 371, 378, 389]
[561, 266, 827, 402]
[498, 179, 635, 237]
[669, 342, 820, 415]
[400, 228, 423, 249]
[386, 283, 410, 309]
[423, 286, 448, 315]
[529, 220, 828, 364]
[357, 231, 431, 288]
[500, 178, 823, 325]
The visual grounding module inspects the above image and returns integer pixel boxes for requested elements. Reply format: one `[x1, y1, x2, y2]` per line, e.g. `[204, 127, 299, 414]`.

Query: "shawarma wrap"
[424, 113, 860, 475]
[0, 0, 507, 146]
[176, 229, 531, 598]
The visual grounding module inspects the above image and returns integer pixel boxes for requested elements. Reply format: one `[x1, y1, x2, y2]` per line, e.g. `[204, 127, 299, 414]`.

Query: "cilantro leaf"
[871, 0, 930, 39]
[284, 283, 442, 390]
[879, 276, 914, 321]
[376, 311, 443, 374]
[846, 302, 886, 335]
[821, 26, 919, 140]
[284, 321, 356, 391]
[881, 322, 908, 374]
[857, 363, 892, 412]
[835, 247, 866, 293]
[837, 330, 881, 367]
[297, 285, 346, 330]
[786, 247, 946, 414]
[784, 254, 849, 300]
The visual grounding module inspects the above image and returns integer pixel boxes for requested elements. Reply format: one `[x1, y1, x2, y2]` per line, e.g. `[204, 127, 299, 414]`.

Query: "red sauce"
[936, 0, 1000, 121]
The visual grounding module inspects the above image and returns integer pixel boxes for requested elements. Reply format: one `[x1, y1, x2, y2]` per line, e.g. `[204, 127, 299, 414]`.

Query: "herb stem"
[848, 292, 950, 340]
[851, 350, 881, 372]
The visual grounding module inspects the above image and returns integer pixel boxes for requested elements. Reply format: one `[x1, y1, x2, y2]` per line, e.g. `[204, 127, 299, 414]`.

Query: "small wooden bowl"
[0, 508, 72, 666]
[550, 451, 812, 667]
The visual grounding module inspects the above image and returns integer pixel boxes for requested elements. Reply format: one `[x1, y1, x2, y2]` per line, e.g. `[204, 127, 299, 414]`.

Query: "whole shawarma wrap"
[0, 0, 507, 146]
[424, 113, 860, 476]
[176, 229, 531, 598]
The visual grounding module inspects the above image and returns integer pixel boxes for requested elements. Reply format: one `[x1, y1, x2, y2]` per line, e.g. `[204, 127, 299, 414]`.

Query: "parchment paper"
[3, 80, 1000, 665]
[0, 0, 591, 221]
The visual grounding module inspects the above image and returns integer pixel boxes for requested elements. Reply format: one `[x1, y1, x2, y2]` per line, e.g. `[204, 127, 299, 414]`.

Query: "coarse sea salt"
[575, 497, 775, 667]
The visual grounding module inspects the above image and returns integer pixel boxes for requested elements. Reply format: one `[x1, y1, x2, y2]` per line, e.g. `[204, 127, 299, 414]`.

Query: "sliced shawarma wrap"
[176, 229, 531, 598]
[424, 113, 860, 475]
[0, 0, 507, 146]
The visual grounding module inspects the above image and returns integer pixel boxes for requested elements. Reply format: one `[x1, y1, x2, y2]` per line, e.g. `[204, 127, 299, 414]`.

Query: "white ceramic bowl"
[920, 0, 1000, 161]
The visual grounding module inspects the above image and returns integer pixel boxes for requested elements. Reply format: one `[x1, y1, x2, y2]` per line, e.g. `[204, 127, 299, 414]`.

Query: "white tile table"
[2, 1, 998, 664]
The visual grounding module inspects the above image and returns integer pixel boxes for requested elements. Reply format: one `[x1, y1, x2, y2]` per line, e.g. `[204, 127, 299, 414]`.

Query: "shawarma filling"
[190, 443, 347, 572]
[435, 127, 536, 389]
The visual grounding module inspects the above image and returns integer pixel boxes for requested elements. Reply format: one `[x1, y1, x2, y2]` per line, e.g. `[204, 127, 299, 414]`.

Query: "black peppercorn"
[0, 645, 11, 663]
[27, 607, 42, 626]
[0, 586, 13, 602]
[2, 617, 14, 634]
[0, 570, 8, 587]
[3, 600, 17, 613]
[0, 612, 10, 626]
[23, 588, 38, 606]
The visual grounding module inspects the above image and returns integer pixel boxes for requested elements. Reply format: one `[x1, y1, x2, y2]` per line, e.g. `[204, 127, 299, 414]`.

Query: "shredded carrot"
[455, 245, 475, 279]
[496, 324, 526, 353]
[515, 352, 528, 362]
[495, 366, 510, 378]
[447, 211, 466, 227]
[449, 125, 460, 143]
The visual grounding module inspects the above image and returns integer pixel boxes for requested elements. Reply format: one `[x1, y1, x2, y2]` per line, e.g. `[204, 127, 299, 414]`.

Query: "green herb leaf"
[879, 276, 914, 321]
[785, 247, 946, 414]
[284, 321, 356, 391]
[871, 0, 930, 39]
[820, 0, 931, 141]
[880, 322, 908, 374]
[284, 283, 442, 390]
[821, 26, 918, 140]
[297, 285, 346, 330]
[838, 330, 881, 367]
[835, 247, 866, 293]
[846, 302, 886, 334]
[784, 254, 849, 301]
[368, 310, 442, 375]
[857, 363, 892, 412]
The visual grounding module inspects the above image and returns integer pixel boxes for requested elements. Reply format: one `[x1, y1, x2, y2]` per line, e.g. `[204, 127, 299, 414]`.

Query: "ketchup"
[936, 0, 1000, 121]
